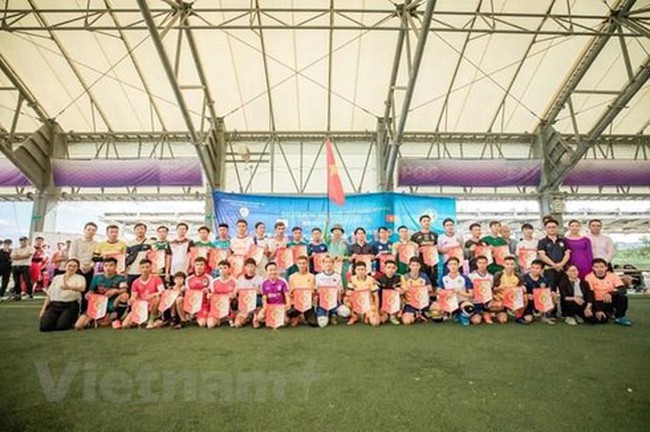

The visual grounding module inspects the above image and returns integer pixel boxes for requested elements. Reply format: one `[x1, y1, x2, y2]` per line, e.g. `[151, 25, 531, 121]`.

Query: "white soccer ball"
[336, 304, 351, 318]
[317, 316, 329, 328]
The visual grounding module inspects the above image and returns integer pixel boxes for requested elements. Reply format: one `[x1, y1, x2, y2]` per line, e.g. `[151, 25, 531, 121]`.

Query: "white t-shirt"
[236, 274, 264, 294]
[230, 235, 254, 256]
[315, 271, 343, 289]
[11, 246, 32, 267]
[170, 239, 192, 274]
[47, 274, 85, 303]
[438, 233, 464, 250]
[515, 238, 538, 253]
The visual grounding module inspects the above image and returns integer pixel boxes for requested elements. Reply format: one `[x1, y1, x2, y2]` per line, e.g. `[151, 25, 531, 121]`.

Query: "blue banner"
[213, 192, 456, 240]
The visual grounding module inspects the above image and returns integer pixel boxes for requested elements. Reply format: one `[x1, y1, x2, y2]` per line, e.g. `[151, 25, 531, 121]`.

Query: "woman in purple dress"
[564, 220, 593, 279]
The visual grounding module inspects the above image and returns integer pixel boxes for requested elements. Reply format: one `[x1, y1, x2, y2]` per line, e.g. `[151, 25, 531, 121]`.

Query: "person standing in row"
[0, 239, 12, 300]
[69, 222, 98, 292]
[586, 219, 615, 264]
[125, 223, 154, 288]
[564, 220, 593, 279]
[11, 236, 32, 300]
[411, 214, 438, 288]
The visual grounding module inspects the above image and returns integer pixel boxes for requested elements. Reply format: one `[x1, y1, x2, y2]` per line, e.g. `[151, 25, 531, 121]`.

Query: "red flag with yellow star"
[325, 137, 345, 206]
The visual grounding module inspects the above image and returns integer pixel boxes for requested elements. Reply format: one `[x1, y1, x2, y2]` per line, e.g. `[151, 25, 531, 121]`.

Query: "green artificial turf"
[1, 297, 649, 432]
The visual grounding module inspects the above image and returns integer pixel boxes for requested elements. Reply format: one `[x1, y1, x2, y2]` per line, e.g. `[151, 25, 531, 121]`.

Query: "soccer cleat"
[389, 315, 400, 325]
[575, 315, 584, 324]
[329, 315, 338, 326]
[515, 317, 529, 325]
[541, 316, 556, 326]
[459, 315, 470, 327]
[614, 317, 632, 327]
[565, 317, 577, 326]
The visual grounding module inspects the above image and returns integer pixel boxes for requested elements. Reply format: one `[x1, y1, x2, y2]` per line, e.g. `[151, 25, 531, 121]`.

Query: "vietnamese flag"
[325, 137, 345, 206]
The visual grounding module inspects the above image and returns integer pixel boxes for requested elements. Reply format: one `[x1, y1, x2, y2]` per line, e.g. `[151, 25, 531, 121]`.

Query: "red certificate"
[147, 249, 166, 274]
[131, 299, 149, 325]
[397, 243, 418, 264]
[183, 289, 203, 314]
[474, 245, 493, 264]
[437, 289, 459, 313]
[228, 254, 245, 277]
[502, 286, 524, 311]
[237, 288, 257, 315]
[276, 247, 294, 270]
[407, 285, 429, 310]
[209, 248, 229, 270]
[533, 288, 554, 312]
[292, 244, 308, 262]
[378, 254, 396, 273]
[209, 293, 230, 319]
[318, 286, 338, 311]
[517, 248, 537, 270]
[86, 293, 108, 320]
[351, 289, 372, 314]
[444, 246, 464, 264]
[265, 304, 285, 329]
[247, 244, 265, 265]
[292, 287, 313, 313]
[312, 252, 327, 273]
[158, 289, 179, 313]
[472, 279, 493, 304]
[381, 289, 400, 315]
[419, 245, 439, 267]
[492, 245, 510, 266]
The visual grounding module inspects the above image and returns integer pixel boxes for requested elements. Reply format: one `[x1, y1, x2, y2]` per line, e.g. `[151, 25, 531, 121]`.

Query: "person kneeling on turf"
[522, 260, 558, 325]
[492, 256, 524, 324]
[154, 271, 186, 329]
[344, 261, 380, 326]
[39, 259, 86, 332]
[208, 260, 237, 328]
[121, 259, 163, 329]
[584, 258, 632, 326]
[256, 262, 290, 328]
[176, 257, 212, 328]
[468, 256, 494, 325]
[288, 256, 317, 327]
[234, 258, 264, 328]
[437, 257, 473, 326]
[401, 257, 433, 325]
[315, 255, 343, 327]
[375, 259, 402, 325]
[75, 257, 128, 330]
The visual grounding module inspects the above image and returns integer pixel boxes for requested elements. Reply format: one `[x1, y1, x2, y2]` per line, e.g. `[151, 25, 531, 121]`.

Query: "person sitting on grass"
[75, 257, 128, 330]
[437, 256, 473, 326]
[375, 259, 402, 325]
[121, 259, 163, 329]
[401, 257, 433, 326]
[234, 258, 264, 328]
[176, 257, 213, 328]
[153, 271, 187, 330]
[315, 254, 343, 327]
[522, 259, 557, 325]
[584, 258, 632, 326]
[491, 256, 524, 324]
[256, 262, 290, 329]
[39, 259, 86, 332]
[288, 255, 317, 327]
[345, 261, 380, 326]
[207, 260, 237, 328]
[558, 264, 591, 326]
[468, 255, 494, 325]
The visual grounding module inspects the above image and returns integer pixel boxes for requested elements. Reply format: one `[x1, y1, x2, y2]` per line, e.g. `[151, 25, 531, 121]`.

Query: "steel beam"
[136, 0, 217, 187]
[384, 0, 437, 189]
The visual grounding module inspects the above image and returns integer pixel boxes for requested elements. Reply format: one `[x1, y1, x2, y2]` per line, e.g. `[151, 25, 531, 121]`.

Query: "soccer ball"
[317, 316, 329, 328]
[460, 303, 475, 318]
[337, 304, 351, 318]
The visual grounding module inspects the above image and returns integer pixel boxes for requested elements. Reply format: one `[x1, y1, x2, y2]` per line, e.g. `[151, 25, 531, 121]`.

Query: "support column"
[376, 117, 388, 191]
[538, 192, 565, 227]
[30, 188, 60, 235]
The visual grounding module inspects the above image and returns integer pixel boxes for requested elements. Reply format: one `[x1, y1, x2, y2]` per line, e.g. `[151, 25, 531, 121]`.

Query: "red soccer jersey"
[212, 277, 236, 295]
[185, 273, 212, 291]
[131, 275, 164, 300]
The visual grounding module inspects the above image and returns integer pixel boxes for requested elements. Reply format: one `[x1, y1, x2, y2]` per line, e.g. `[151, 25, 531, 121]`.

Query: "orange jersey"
[584, 272, 623, 301]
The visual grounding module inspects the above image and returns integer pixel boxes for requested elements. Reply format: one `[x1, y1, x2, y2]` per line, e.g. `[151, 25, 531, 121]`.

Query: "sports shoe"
[541, 316, 556, 325]
[515, 317, 529, 325]
[389, 315, 400, 325]
[614, 317, 632, 326]
[329, 315, 338, 326]
[458, 315, 470, 327]
[565, 317, 577, 326]
[575, 315, 584, 324]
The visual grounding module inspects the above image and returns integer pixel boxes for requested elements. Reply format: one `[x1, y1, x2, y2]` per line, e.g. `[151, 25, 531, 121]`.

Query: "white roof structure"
[0, 0, 648, 203]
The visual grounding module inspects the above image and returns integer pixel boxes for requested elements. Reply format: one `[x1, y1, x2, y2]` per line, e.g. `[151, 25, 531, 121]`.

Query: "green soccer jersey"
[481, 235, 508, 275]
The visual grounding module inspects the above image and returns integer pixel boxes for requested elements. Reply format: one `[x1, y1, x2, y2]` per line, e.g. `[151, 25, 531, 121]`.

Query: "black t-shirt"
[537, 236, 567, 264]
[411, 231, 438, 246]
[0, 249, 11, 267]
[375, 273, 402, 290]
[349, 242, 374, 256]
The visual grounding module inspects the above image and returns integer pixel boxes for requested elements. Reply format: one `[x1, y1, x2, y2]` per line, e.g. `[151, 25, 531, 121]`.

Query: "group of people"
[0, 214, 632, 332]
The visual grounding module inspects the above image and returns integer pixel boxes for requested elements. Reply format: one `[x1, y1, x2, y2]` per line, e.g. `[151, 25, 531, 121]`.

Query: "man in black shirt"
[0, 239, 12, 299]
[464, 223, 488, 273]
[349, 227, 374, 269]
[374, 259, 402, 325]
[410, 214, 439, 287]
[537, 218, 570, 291]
